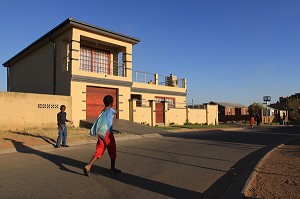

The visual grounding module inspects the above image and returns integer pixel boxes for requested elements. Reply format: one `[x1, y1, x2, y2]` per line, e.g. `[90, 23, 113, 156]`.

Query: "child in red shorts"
[84, 95, 121, 176]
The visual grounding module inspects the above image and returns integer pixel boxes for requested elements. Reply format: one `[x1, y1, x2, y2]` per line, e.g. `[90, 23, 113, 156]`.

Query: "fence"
[129, 99, 218, 126]
[0, 92, 72, 131]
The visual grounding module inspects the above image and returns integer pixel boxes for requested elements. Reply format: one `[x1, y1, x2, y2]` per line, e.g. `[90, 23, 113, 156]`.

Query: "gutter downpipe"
[7, 66, 9, 91]
[49, 33, 56, 95]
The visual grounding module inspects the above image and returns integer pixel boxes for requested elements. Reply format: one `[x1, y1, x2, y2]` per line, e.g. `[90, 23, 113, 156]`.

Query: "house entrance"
[86, 86, 117, 119]
[155, 102, 164, 124]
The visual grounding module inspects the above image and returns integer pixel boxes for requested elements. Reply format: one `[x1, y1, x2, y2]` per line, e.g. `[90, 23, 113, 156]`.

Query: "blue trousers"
[56, 124, 67, 146]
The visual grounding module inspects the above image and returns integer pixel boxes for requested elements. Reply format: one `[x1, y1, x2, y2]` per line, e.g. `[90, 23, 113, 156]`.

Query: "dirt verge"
[245, 139, 300, 198]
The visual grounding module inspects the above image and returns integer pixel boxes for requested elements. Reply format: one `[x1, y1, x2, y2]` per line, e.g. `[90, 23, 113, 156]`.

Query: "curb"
[240, 144, 280, 197]
[0, 133, 162, 155]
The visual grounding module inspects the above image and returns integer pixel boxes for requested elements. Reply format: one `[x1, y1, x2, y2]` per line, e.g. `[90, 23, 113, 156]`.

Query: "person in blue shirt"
[84, 95, 121, 176]
[55, 105, 73, 148]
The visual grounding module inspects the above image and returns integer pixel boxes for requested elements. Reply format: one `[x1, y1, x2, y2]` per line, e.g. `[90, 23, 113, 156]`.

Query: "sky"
[0, 0, 299, 106]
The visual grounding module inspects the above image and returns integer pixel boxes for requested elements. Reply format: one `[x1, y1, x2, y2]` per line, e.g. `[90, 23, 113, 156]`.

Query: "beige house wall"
[129, 100, 219, 126]
[133, 106, 152, 125]
[53, 29, 73, 96]
[0, 91, 218, 130]
[188, 108, 207, 124]
[0, 92, 72, 131]
[131, 83, 186, 107]
[8, 43, 54, 94]
[7, 28, 73, 96]
[70, 82, 86, 127]
[207, 105, 218, 125]
[70, 81, 131, 126]
[166, 108, 186, 125]
[132, 82, 186, 98]
[70, 28, 133, 82]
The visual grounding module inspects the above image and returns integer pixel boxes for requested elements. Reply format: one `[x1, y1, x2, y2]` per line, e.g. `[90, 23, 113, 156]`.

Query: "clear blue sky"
[1, 0, 299, 106]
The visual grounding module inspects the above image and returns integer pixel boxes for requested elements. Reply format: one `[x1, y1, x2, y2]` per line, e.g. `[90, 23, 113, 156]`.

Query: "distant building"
[279, 92, 300, 103]
[209, 101, 248, 116]
[208, 101, 249, 123]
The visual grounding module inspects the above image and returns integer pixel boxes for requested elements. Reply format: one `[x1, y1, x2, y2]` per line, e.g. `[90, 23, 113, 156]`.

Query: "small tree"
[248, 102, 264, 116]
[287, 99, 300, 121]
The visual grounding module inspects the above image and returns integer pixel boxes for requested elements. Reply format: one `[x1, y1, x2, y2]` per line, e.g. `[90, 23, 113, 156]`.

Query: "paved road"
[1, 126, 299, 199]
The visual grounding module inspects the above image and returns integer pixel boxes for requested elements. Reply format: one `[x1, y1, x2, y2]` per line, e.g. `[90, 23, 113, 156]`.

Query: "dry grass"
[0, 126, 96, 150]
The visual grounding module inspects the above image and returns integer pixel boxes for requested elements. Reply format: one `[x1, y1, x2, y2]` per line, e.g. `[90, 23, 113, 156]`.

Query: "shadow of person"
[4, 138, 82, 175]
[8, 131, 57, 146]
[3, 138, 202, 198]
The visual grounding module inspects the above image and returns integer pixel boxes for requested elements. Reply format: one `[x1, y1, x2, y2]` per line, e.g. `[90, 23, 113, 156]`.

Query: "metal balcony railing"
[79, 56, 186, 88]
[111, 61, 126, 77]
[132, 70, 155, 84]
[132, 70, 185, 88]
[79, 57, 126, 77]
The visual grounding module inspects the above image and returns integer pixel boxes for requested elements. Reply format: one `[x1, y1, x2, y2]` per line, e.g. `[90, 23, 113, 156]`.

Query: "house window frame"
[80, 45, 111, 74]
[155, 96, 176, 108]
[131, 94, 142, 107]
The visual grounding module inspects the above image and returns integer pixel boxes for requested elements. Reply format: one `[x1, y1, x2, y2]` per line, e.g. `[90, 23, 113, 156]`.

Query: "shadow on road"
[4, 126, 299, 198]
[4, 138, 201, 198]
[159, 125, 300, 198]
[4, 138, 83, 175]
[8, 131, 56, 146]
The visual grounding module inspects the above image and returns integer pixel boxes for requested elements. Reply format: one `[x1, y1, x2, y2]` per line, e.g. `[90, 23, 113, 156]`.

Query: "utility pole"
[263, 96, 271, 125]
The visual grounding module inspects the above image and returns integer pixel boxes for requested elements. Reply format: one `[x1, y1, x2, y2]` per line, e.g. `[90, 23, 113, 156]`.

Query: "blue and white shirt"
[105, 108, 116, 133]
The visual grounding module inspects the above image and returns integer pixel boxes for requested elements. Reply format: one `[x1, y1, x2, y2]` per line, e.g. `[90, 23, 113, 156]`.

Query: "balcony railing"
[79, 57, 126, 77]
[79, 57, 186, 88]
[132, 70, 186, 88]
[132, 70, 155, 84]
[111, 61, 126, 77]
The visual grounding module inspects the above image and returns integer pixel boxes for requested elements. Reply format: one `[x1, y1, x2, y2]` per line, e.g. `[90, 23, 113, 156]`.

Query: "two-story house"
[3, 18, 187, 126]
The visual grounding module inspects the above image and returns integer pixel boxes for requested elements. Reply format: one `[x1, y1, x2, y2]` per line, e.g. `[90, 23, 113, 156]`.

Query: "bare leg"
[85, 156, 97, 170]
[83, 156, 98, 176]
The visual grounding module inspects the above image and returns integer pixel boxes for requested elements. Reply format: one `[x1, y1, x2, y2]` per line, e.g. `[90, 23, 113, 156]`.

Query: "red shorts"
[93, 132, 116, 159]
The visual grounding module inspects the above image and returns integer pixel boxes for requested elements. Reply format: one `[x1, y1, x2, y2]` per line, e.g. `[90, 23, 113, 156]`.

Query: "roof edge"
[3, 18, 140, 67]
[69, 18, 140, 44]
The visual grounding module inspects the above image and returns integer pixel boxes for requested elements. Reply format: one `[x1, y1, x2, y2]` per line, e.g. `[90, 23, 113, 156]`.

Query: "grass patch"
[2, 126, 92, 141]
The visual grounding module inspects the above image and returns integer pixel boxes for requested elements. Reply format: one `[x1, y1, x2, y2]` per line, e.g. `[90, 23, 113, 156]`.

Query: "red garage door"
[86, 86, 117, 119]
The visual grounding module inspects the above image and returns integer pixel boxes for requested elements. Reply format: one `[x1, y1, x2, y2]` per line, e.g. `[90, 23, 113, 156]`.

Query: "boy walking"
[84, 95, 121, 176]
[282, 112, 287, 125]
[55, 105, 73, 148]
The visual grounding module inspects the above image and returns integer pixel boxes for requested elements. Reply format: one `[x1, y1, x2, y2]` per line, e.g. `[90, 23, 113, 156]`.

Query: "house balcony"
[78, 56, 186, 89]
[131, 69, 186, 89]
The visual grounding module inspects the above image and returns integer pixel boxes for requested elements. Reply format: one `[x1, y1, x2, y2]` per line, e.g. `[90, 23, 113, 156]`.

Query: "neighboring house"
[209, 101, 248, 122]
[209, 102, 248, 116]
[2, 18, 188, 126]
[268, 101, 289, 124]
[279, 93, 300, 103]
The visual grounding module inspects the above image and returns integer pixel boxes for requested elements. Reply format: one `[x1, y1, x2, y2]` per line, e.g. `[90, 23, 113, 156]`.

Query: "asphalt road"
[1, 126, 299, 199]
